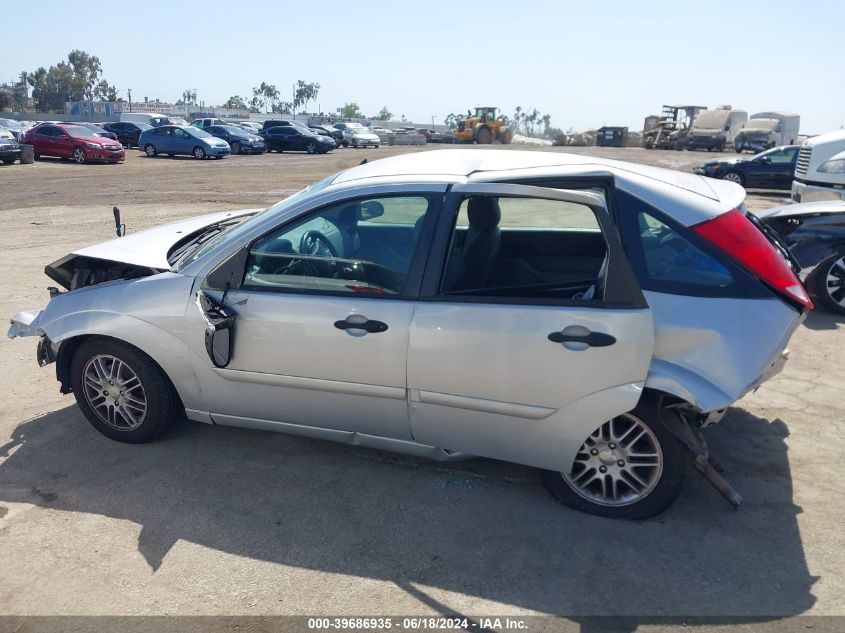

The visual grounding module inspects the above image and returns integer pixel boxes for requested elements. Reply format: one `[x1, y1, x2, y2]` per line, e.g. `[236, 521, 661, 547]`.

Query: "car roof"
[329, 149, 744, 226]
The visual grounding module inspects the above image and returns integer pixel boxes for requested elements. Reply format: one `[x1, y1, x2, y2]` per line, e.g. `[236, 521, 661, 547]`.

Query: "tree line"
[14, 50, 119, 112]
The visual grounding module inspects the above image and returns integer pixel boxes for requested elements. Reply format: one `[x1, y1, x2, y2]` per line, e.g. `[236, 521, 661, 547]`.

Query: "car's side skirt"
[205, 411, 472, 461]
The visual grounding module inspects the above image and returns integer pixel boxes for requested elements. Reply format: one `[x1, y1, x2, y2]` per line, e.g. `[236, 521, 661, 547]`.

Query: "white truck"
[734, 112, 800, 153]
[119, 112, 188, 127]
[792, 129, 845, 203]
[685, 107, 748, 152]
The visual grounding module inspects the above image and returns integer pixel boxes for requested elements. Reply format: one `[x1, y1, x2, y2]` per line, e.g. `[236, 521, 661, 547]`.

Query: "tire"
[541, 398, 690, 519]
[810, 253, 845, 315]
[476, 127, 492, 144]
[736, 145, 744, 154]
[230, 142, 241, 155]
[73, 148, 87, 164]
[721, 171, 745, 186]
[124, 140, 133, 150]
[342, 141, 349, 148]
[374, 144, 380, 149]
[2, 158, 14, 165]
[306, 142, 317, 154]
[193, 146, 206, 160]
[144, 144, 157, 157]
[70, 338, 181, 444]
[33, 150, 40, 160]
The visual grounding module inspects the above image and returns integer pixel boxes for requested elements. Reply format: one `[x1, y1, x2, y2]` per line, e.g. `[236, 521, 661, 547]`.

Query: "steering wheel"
[299, 230, 338, 277]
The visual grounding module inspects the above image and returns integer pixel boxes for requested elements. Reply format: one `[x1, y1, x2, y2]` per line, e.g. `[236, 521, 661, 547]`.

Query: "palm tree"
[514, 106, 523, 133]
[541, 114, 552, 137]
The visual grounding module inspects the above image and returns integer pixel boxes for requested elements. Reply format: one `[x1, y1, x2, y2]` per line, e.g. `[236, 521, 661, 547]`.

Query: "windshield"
[746, 119, 779, 131]
[168, 117, 188, 126]
[221, 125, 249, 136]
[0, 118, 24, 129]
[174, 171, 342, 270]
[187, 127, 213, 139]
[65, 126, 101, 138]
[137, 123, 152, 131]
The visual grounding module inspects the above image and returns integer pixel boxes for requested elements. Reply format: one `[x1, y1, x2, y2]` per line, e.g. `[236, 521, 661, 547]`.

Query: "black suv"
[102, 122, 153, 149]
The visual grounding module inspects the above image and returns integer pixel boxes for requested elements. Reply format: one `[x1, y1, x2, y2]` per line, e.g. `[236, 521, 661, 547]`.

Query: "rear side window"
[616, 190, 769, 299]
[439, 195, 607, 301]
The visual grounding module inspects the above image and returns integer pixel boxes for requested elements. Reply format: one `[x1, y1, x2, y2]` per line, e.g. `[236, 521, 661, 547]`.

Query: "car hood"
[702, 157, 742, 167]
[755, 200, 845, 220]
[45, 209, 260, 288]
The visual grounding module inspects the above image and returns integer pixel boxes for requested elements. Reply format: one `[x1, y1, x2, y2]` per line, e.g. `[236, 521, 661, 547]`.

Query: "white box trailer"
[735, 112, 800, 153]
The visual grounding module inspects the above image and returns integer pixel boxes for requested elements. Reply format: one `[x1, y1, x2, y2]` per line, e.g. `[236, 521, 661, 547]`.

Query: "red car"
[22, 123, 125, 164]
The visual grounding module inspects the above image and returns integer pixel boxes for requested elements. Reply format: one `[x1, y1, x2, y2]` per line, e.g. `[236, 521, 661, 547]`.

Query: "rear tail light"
[692, 209, 813, 310]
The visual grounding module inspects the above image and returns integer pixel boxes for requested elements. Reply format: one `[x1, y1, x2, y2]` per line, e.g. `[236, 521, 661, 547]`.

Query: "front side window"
[762, 147, 798, 163]
[173, 128, 190, 139]
[243, 195, 433, 296]
[439, 195, 607, 301]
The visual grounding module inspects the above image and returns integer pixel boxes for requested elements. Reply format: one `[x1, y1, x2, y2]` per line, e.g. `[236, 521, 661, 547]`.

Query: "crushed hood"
[67, 209, 259, 270]
[45, 208, 260, 290]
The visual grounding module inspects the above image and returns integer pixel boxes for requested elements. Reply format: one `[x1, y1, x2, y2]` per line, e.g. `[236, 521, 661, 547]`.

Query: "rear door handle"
[334, 316, 388, 333]
[548, 330, 616, 347]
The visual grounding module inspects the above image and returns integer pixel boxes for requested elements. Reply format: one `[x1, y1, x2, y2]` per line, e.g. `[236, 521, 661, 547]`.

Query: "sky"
[3, 0, 843, 133]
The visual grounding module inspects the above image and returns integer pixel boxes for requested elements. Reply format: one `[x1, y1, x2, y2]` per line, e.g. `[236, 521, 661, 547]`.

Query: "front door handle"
[334, 316, 388, 333]
[548, 330, 616, 347]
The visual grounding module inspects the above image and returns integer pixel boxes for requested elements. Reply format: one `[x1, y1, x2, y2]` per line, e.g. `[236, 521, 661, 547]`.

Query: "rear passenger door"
[407, 183, 654, 473]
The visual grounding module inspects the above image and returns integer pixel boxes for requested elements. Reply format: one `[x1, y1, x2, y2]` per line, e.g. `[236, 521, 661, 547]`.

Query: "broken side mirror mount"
[197, 290, 237, 368]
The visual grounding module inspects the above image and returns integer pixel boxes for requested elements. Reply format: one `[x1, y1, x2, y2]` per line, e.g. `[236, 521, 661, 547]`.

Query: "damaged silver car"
[8, 150, 812, 519]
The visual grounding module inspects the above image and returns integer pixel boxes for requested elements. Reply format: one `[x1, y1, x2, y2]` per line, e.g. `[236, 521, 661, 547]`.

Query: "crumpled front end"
[8, 309, 44, 339]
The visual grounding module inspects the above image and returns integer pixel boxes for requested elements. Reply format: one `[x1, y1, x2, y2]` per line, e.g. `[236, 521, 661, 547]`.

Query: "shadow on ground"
[0, 404, 816, 619]
[802, 308, 844, 331]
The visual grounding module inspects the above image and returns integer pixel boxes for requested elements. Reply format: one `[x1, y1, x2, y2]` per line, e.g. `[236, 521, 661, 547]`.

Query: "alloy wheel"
[825, 256, 845, 307]
[82, 354, 148, 431]
[563, 413, 663, 507]
[194, 147, 206, 159]
[73, 148, 86, 164]
[231, 142, 240, 154]
[722, 172, 744, 185]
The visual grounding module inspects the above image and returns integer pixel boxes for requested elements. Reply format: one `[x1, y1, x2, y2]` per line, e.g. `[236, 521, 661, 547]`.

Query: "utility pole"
[127, 88, 132, 112]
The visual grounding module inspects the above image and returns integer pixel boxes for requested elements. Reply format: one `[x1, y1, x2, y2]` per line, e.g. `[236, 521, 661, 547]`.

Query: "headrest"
[467, 197, 501, 231]
[336, 204, 359, 230]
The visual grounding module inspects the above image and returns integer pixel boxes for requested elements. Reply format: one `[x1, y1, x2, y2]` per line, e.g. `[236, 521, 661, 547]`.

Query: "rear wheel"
[144, 144, 157, 157]
[230, 142, 241, 154]
[193, 146, 206, 160]
[811, 253, 845, 315]
[70, 339, 181, 444]
[73, 148, 87, 164]
[2, 158, 14, 165]
[541, 399, 690, 519]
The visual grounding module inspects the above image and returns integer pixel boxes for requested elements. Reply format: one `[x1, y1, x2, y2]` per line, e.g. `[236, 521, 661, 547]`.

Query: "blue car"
[139, 125, 231, 159]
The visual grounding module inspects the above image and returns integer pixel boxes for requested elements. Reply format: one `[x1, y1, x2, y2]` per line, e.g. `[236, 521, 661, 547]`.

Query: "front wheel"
[70, 338, 181, 443]
[193, 146, 206, 160]
[144, 144, 157, 157]
[541, 399, 690, 519]
[230, 142, 241, 154]
[73, 148, 87, 164]
[306, 142, 317, 154]
[721, 171, 745, 186]
[810, 253, 845, 315]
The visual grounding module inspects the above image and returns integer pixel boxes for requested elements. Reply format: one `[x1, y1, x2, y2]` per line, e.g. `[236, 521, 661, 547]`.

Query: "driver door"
[194, 188, 444, 440]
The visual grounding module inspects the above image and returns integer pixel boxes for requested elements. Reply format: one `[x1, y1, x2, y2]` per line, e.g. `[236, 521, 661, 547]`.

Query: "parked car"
[101, 121, 152, 149]
[756, 200, 845, 314]
[417, 128, 443, 143]
[191, 118, 230, 129]
[205, 125, 265, 154]
[238, 121, 263, 134]
[0, 118, 27, 141]
[139, 125, 231, 159]
[68, 122, 119, 142]
[21, 123, 125, 164]
[311, 124, 345, 145]
[0, 129, 22, 164]
[8, 149, 811, 519]
[261, 119, 308, 131]
[261, 126, 335, 154]
[693, 145, 799, 189]
[335, 123, 380, 148]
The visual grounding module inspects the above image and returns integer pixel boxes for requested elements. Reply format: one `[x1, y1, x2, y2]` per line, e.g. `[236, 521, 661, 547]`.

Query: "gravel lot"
[1, 146, 843, 622]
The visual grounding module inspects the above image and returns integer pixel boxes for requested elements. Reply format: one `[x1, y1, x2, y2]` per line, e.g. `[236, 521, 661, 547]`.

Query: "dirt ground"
[0, 145, 843, 624]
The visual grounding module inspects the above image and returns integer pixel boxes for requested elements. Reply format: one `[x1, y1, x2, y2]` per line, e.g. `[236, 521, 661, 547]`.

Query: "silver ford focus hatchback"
[9, 150, 812, 518]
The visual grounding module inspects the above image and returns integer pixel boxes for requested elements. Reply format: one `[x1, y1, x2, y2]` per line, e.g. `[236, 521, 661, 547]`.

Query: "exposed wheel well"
[56, 335, 183, 410]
